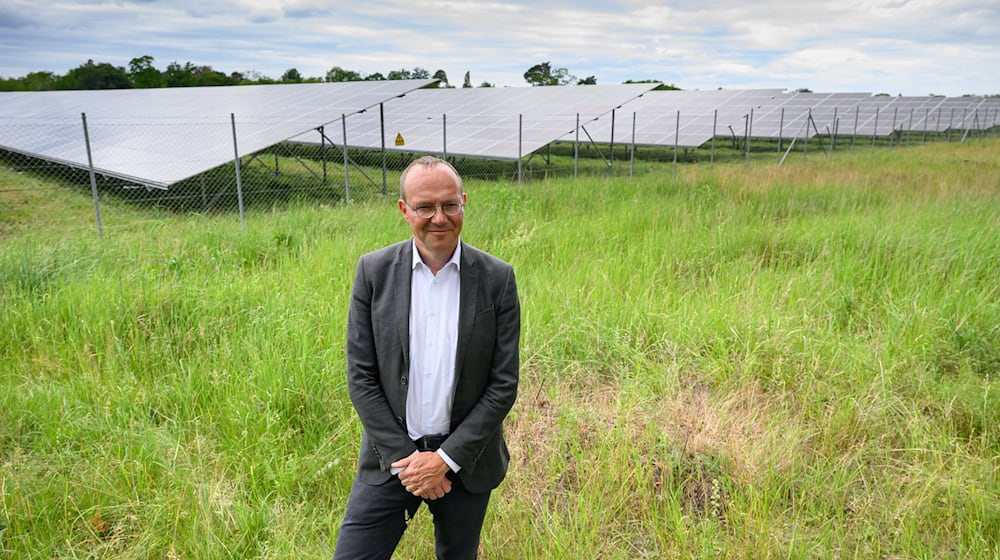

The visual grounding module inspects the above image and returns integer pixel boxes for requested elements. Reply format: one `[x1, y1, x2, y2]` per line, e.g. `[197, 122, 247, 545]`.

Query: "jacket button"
[400, 376, 408, 385]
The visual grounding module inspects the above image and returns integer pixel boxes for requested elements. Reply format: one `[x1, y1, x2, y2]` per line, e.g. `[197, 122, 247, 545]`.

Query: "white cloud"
[0, 0, 997, 95]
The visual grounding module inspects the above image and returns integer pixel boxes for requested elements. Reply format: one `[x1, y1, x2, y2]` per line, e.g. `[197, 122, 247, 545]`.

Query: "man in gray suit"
[333, 156, 520, 559]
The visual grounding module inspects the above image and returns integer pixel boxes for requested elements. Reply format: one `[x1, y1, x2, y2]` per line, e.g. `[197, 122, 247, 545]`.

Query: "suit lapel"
[393, 241, 412, 370]
[455, 243, 478, 378]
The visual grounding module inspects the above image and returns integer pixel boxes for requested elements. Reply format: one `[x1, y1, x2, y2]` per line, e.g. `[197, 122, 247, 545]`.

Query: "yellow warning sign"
[394, 133, 405, 146]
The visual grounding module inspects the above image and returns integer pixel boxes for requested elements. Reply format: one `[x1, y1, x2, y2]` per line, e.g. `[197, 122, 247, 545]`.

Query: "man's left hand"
[392, 452, 452, 499]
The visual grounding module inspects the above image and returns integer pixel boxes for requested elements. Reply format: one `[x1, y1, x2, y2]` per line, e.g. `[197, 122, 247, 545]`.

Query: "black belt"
[413, 434, 447, 452]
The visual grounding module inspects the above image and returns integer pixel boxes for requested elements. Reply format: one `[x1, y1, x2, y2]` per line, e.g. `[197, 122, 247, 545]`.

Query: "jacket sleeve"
[440, 263, 520, 472]
[345, 255, 415, 471]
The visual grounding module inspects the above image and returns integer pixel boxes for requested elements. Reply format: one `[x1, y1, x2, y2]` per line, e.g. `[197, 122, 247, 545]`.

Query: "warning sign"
[394, 133, 405, 146]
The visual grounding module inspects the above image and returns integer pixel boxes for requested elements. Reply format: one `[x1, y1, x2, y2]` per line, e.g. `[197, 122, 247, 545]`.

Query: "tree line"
[0, 56, 677, 91]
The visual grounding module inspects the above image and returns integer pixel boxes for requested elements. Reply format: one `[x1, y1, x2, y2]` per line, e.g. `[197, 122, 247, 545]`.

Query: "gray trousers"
[333, 473, 491, 560]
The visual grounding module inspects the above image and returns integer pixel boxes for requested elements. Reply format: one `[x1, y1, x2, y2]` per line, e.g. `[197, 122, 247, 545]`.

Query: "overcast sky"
[2, 0, 998, 96]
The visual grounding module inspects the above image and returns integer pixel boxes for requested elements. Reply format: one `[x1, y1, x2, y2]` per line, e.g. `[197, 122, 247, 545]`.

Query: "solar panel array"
[293, 84, 657, 160]
[0, 80, 434, 188]
[1, 83, 997, 189]
[577, 89, 786, 148]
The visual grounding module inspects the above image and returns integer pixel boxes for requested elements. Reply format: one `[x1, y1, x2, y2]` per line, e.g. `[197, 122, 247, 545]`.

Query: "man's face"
[398, 164, 466, 260]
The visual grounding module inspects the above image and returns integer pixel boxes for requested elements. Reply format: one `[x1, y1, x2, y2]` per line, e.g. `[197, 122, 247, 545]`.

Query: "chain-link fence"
[2, 105, 998, 238]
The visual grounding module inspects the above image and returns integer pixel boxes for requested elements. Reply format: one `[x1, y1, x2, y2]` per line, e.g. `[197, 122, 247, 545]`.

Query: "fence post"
[517, 113, 522, 185]
[630, 111, 636, 178]
[609, 109, 616, 171]
[710, 109, 717, 169]
[574, 113, 580, 179]
[229, 113, 246, 229]
[319, 125, 327, 185]
[672, 110, 679, 180]
[81, 112, 103, 238]
[746, 107, 754, 168]
[852, 105, 859, 152]
[442, 113, 447, 159]
[380, 102, 387, 195]
[342, 113, 350, 203]
[777, 107, 784, 163]
[872, 106, 879, 148]
[890, 107, 898, 148]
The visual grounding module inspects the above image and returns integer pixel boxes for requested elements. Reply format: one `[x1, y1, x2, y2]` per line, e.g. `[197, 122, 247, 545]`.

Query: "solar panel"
[0, 80, 434, 188]
[579, 89, 786, 148]
[292, 84, 657, 160]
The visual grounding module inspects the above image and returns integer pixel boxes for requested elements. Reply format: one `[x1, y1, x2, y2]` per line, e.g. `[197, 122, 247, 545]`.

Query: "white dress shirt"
[402, 240, 462, 472]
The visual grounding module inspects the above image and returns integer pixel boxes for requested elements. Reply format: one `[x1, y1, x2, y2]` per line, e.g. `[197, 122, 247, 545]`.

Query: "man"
[334, 156, 520, 559]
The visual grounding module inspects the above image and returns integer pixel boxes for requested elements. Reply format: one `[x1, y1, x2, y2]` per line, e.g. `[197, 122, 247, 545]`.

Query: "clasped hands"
[392, 451, 452, 500]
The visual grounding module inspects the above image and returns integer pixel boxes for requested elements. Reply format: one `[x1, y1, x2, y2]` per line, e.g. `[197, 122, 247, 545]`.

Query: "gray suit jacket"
[346, 240, 520, 494]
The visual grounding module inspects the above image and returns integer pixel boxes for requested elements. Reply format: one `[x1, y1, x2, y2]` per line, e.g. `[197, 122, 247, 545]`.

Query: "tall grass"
[2, 139, 998, 558]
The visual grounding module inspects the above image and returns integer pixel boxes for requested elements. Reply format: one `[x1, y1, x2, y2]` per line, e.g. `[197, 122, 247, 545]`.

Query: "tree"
[386, 68, 412, 80]
[577, 75, 597, 85]
[281, 68, 303, 83]
[163, 61, 197, 87]
[55, 59, 132, 90]
[624, 79, 680, 91]
[128, 55, 163, 88]
[365, 72, 386, 81]
[326, 66, 362, 82]
[191, 66, 231, 86]
[523, 61, 575, 86]
[478, 81, 494, 88]
[410, 67, 430, 79]
[21, 71, 58, 91]
[432, 69, 449, 87]
[463, 71, 472, 88]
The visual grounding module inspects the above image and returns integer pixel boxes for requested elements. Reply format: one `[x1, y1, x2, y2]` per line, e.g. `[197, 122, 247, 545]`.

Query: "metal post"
[907, 108, 914, 147]
[872, 106, 879, 148]
[80, 112, 103, 237]
[672, 110, 679, 180]
[342, 113, 350, 203]
[630, 111, 636, 178]
[746, 108, 753, 168]
[947, 107, 955, 142]
[230, 113, 246, 229]
[517, 113, 522, 185]
[777, 107, 784, 163]
[442, 113, 447, 158]
[380, 103, 387, 195]
[831, 107, 839, 152]
[609, 109, 616, 171]
[710, 109, 717, 169]
[574, 113, 580, 179]
[889, 107, 898, 148]
[804, 109, 811, 160]
[319, 126, 327, 184]
[922, 108, 929, 143]
[852, 105, 859, 151]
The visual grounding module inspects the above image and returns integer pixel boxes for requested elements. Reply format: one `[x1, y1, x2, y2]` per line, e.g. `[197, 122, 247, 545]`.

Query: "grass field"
[2, 139, 998, 558]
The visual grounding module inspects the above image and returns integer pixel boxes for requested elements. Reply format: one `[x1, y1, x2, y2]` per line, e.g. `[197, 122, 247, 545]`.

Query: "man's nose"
[431, 208, 449, 224]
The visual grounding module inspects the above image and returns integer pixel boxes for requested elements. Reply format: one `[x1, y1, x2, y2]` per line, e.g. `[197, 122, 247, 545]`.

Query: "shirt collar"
[411, 239, 462, 271]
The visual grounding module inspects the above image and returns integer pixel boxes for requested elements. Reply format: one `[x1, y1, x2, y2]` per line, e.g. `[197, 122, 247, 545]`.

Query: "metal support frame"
[517, 114, 522, 184]
[81, 112, 104, 237]
[230, 113, 246, 229]
[341, 113, 350, 203]
[672, 110, 679, 180]
[710, 109, 717, 169]
[630, 111, 636, 178]
[574, 113, 579, 178]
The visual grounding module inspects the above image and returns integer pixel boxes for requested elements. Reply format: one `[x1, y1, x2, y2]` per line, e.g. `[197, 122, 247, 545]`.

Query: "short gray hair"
[399, 155, 463, 201]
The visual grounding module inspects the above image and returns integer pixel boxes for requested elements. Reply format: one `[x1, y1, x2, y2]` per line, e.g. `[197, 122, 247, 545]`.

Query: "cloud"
[0, 0, 997, 95]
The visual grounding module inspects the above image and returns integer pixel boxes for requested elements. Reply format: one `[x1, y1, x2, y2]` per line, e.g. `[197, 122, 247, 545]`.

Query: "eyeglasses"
[404, 201, 464, 219]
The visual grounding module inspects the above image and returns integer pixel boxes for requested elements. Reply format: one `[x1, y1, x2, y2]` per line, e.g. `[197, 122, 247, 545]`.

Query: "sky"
[1, 0, 998, 97]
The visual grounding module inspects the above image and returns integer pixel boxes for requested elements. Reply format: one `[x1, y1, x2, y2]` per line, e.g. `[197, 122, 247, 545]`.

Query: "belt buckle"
[419, 434, 447, 451]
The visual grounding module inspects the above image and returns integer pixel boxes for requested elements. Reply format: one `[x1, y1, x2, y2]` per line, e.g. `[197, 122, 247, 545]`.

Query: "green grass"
[2, 139, 999, 558]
